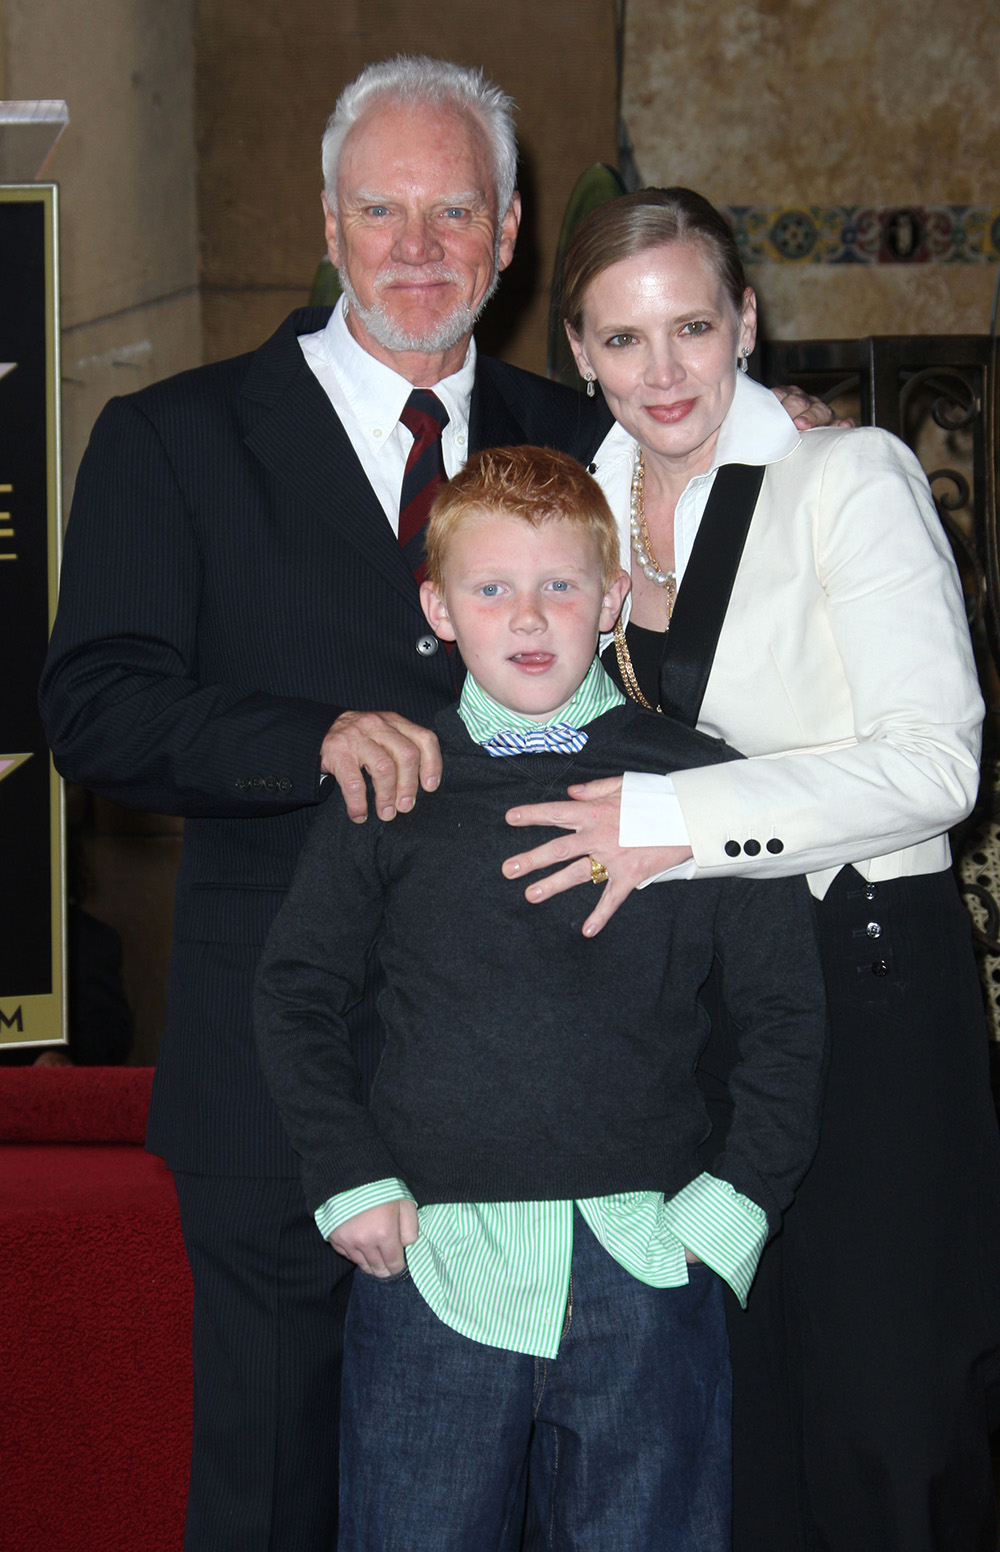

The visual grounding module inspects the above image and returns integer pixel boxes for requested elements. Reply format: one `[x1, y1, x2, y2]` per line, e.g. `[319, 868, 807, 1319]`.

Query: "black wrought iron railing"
[761, 336, 1000, 668]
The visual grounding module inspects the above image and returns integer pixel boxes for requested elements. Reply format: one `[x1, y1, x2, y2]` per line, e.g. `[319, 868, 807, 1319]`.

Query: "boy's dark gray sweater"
[253, 703, 827, 1232]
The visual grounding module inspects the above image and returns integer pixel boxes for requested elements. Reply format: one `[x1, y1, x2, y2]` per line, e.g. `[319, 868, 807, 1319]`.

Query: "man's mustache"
[372, 265, 464, 287]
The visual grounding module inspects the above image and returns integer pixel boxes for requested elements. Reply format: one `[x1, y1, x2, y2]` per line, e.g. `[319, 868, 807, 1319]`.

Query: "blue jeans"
[339, 1207, 731, 1551]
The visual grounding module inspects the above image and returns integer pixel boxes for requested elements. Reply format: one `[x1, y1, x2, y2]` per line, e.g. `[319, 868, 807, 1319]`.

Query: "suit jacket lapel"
[469, 356, 614, 461]
[242, 309, 420, 609]
[468, 359, 529, 452]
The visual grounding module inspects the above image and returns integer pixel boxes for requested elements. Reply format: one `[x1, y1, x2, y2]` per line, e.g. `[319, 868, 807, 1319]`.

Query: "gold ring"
[589, 855, 609, 885]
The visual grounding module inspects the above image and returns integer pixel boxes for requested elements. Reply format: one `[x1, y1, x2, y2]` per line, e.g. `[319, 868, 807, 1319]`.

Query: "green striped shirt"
[315, 661, 768, 1357]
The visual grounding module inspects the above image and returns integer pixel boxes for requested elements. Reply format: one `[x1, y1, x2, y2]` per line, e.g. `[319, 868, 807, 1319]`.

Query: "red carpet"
[0, 1067, 192, 1551]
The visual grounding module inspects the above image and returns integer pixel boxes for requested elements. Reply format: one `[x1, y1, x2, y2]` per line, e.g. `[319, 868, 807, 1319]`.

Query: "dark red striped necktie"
[398, 389, 450, 584]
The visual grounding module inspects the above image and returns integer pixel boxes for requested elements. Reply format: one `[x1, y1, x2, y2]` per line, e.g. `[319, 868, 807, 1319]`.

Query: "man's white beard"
[336, 254, 501, 356]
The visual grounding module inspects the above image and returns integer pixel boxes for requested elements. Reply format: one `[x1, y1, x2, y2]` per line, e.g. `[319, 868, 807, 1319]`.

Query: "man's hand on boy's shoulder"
[329, 1198, 419, 1277]
[320, 710, 442, 824]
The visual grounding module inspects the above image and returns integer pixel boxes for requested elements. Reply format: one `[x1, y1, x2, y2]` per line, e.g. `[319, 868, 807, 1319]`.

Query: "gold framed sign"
[0, 184, 65, 1048]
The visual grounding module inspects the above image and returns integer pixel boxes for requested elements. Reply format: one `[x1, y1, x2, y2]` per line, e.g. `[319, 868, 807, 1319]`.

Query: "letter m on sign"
[0, 1006, 24, 1031]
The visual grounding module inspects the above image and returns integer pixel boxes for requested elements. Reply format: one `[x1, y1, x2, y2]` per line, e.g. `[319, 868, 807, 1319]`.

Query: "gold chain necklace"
[613, 617, 660, 712]
[616, 449, 677, 712]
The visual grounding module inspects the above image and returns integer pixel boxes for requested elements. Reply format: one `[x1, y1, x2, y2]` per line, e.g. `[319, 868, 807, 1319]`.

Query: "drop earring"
[739, 346, 749, 374]
[585, 372, 596, 398]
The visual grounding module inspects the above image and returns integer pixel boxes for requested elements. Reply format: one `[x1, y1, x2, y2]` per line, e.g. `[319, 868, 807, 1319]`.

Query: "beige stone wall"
[195, 0, 620, 373]
[2, 0, 203, 507]
[622, 0, 1000, 340]
[2, 0, 200, 1062]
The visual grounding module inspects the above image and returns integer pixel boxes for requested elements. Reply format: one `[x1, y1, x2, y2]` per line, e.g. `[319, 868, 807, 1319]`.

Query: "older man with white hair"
[40, 57, 607, 1551]
[40, 55, 833, 1550]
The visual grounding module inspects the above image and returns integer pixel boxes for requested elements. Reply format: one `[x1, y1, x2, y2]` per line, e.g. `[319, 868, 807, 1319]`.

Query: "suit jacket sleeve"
[669, 428, 983, 880]
[39, 394, 339, 817]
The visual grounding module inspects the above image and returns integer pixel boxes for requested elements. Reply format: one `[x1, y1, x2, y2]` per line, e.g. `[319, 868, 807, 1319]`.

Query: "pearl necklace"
[630, 449, 677, 601]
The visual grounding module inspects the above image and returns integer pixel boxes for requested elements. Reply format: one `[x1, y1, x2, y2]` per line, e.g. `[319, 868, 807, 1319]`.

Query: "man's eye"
[479, 583, 501, 597]
[442, 207, 470, 219]
[365, 206, 390, 218]
[549, 580, 570, 592]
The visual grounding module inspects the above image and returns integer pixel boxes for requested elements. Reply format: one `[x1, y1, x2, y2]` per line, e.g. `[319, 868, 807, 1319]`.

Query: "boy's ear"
[419, 578, 458, 642]
[598, 569, 631, 633]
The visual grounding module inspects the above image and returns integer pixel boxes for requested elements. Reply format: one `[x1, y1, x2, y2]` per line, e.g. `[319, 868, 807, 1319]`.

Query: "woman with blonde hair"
[505, 186, 1000, 1552]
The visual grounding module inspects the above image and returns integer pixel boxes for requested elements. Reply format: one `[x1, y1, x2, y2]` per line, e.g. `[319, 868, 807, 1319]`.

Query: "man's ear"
[321, 191, 339, 267]
[496, 192, 522, 274]
[598, 569, 631, 634]
[419, 578, 458, 642]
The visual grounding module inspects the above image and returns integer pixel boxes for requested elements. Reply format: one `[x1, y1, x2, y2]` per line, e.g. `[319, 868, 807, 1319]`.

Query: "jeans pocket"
[366, 1266, 411, 1288]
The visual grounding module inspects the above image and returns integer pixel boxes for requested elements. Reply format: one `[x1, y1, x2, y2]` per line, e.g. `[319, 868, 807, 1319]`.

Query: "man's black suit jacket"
[39, 306, 612, 1175]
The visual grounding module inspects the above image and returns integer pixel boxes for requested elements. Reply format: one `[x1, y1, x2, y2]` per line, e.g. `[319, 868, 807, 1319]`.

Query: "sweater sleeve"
[253, 790, 403, 1210]
[704, 874, 828, 1230]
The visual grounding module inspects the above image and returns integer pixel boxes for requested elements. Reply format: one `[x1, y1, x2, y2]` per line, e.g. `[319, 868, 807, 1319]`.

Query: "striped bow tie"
[481, 723, 588, 757]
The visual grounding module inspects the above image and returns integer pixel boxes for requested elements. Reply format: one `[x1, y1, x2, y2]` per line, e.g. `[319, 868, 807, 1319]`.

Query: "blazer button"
[866, 921, 882, 939]
[724, 840, 741, 857]
[416, 634, 439, 656]
[265, 777, 276, 791]
[279, 778, 292, 792]
[766, 838, 784, 854]
[864, 883, 877, 900]
[871, 959, 889, 977]
[235, 778, 248, 791]
[250, 776, 264, 789]
[743, 839, 761, 856]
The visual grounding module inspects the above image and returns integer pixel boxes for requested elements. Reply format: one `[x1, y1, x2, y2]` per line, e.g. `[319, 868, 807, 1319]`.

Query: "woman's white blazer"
[601, 424, 983, 896]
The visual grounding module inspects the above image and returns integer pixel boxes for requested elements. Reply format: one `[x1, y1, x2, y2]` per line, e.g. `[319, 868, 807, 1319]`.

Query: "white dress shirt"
[299, 297, 476, 530]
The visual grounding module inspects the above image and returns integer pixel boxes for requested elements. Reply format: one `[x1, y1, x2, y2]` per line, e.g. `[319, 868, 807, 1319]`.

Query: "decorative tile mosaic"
[722, 205, 1000, 264]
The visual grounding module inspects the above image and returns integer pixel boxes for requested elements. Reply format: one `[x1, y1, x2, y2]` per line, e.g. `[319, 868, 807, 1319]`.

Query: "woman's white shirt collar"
[592, 370, 800, 480]
[593, 372, 801, 644]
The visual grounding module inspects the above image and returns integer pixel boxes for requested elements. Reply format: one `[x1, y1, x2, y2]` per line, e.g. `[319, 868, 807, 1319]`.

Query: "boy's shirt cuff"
[314, 1178, 415, 1241]
[662, 1173, 769, 1307]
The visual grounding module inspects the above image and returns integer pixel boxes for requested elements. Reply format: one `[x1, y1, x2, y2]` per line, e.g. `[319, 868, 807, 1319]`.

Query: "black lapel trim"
[658, 463, 765, 727]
